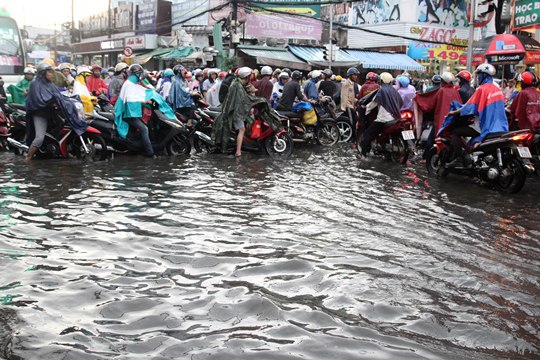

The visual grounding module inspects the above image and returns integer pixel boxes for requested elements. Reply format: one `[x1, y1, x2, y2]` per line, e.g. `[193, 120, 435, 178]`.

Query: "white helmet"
[236, 67, 252, 79]
[77, 66, 92, 76]
[208, 68, 219, 76]
[261, 66, 272, 76]
[380, 72, 393, 84]
[311, 70, 322, 79]
[278, 72, 290, 79]
[58, 63, 71, 71]
[23, 67, 36, 75]
[441, 71, 455, 84]
[475, 63, 496, 76]
[115, 62, 129, 73]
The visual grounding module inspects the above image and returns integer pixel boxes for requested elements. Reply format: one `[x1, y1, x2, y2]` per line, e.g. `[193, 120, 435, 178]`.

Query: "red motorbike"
[356, 110, 416, 164]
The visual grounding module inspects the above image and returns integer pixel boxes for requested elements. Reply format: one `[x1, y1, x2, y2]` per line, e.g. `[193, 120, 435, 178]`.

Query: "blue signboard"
[137, 0, 158, 33]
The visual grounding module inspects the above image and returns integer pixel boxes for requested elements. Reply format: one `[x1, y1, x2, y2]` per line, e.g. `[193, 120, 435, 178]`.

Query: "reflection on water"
[0, 148, 539, 360]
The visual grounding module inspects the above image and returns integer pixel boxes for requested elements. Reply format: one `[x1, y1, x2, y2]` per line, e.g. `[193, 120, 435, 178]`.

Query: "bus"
[0, 9, 26, 88]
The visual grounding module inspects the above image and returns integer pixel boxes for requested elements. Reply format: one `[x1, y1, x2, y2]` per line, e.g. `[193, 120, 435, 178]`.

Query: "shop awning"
[135, 48, 174, 64]
[238, 45, 310, 71]
[288, 45, 359, 68]
[345, 50, 424, 71]
[157, 47, 194, 60]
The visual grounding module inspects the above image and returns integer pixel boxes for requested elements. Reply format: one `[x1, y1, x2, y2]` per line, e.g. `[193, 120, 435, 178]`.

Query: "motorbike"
[277, 97, 340, 146]
[426, 115, 535, 193]
[356, 110, 416, 164]
[7, 100, 106, 161]
[88, 99, 191, 157]
[0, 103, 11, 150]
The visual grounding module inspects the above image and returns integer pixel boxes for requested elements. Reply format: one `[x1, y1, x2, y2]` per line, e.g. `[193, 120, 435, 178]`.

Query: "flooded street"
[0, 147, 539, 360]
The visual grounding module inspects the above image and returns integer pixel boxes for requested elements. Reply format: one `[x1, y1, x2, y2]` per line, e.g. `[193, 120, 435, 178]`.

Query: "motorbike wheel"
[390, 135, 409, 164]
[425, 147, 449, 177]
[336, 120, 353, 143]
[495, 157, 526, 194]
[74, 134, 108, 161]
[316, 121, 340, 146]
[264, 133, 294, 159]
[193, 129, 215, 153]
[167, 134, 191, 156]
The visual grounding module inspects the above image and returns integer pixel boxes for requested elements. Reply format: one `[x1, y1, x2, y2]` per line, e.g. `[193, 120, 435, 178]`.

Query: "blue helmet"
[347, 67, 360, 77]
[396, 75, 410, 88]
[432, 75, 441, 84]
[163, 68, 174, 77]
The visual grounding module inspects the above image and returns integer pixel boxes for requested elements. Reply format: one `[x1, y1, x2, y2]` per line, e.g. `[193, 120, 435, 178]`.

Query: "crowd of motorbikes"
[0, 85, 538, 194]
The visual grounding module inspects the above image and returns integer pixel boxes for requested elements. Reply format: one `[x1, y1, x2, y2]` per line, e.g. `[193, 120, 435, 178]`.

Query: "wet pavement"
[0, 146, 539, 359]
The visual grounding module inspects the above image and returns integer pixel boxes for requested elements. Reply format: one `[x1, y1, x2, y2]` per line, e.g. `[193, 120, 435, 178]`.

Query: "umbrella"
[471, 33, 540, 65]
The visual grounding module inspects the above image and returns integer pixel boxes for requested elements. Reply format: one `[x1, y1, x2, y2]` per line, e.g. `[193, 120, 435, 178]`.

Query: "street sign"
[123, 46, 134, 57]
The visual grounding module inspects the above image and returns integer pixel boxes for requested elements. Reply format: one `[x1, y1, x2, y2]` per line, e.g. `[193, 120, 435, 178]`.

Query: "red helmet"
[517, 71, 538, 86]
[457, 70, 472, 82]
[218, 71, 227, 79]
[366, 72, 378, 81]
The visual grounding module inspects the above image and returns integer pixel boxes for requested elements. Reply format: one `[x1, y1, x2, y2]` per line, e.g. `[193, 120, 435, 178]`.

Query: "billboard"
[512, 0, 540, 30]
[417, 0, 469, 28]
[113, 4, 134, 33]
[256, 0, 320, 18]
[79, 12, 109, 38]
[351, 0, 402, 25]
[246, 13, 322, 41]
[171, 0, 209, 27]
[136, 0, 158, 33]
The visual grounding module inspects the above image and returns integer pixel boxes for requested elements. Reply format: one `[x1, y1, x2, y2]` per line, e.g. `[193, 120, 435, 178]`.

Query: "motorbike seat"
[277, 110, 301, 119]
[483, 132, 506, 140]
[97, 111, 114, 121]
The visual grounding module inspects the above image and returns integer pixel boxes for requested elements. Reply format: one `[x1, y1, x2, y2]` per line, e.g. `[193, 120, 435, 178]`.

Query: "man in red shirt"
[86, 64, 109, 95]
[508, 71, 540, 132]
[254, 66, 274, 101]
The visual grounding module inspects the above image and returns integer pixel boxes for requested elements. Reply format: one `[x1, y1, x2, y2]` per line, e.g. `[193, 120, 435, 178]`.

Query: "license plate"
[516, 146, 532, 158]
[402, 130, 415, 141]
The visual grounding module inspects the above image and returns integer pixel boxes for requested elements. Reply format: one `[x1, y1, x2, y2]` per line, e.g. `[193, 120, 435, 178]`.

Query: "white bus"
[0, 12, 26, 88]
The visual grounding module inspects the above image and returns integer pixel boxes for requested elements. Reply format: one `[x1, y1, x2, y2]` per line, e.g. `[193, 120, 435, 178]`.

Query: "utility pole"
[466, 0, 476, 72]
[108, 0, 112, 67]
[231, 0, 238, 57]
[71, 0, 75, 30]
[328, 4, 333, 71]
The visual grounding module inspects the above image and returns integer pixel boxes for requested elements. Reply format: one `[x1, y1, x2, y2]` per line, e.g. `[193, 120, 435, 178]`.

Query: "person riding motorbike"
[218, 68, 237, 104]
[447, 63, 509, 167]
[508, 71, 540, 132]
[358, 72, 380, 99]
[207, 71, 227, 108]
[277, 71, 309, 111]
[114, 64, 155, 158]
[426, 74, 441, 92]
[158, 68, 175, 99]
[304, 70, 321, 101]
[40, 58, 69, 89]
[108, 62, 129, 104]
[360, 72, 403, 157]
[72, 66, 97, 115]
[341, 67, 360, 144]
[7, 67, 35, 104]
[58, 63, 74, 86]
[318, 69, 336, 98]
[271, 72, 289, 109]
[167, 65, 196, 124]
[202, 69, 218, 99]
[456, 70, 474, 103]
[395, 75, 416, 112]
[254, 66, 274, 101]
[87, 64, 108, 96]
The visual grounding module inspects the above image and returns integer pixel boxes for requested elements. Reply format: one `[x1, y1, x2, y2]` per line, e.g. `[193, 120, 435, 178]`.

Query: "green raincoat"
[7, 78, 32, 104]
[211, 78, 282, 152]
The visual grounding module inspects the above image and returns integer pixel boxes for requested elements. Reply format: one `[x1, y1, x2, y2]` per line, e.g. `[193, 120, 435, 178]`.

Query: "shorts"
[234, 118, 245, 130]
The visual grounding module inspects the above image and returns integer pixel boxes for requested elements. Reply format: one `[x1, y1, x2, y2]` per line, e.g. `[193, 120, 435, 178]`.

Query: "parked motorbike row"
[1, 91, 538, 194]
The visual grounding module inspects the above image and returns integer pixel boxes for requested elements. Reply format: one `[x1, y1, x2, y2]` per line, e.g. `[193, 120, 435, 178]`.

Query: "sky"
[4, 0, 109, 30]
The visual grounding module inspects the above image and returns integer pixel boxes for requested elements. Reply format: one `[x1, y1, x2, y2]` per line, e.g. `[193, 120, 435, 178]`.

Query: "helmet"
[380, 72, 393, 84]
[218, 71, 227, 79]
[347, 67, 360, 77]
[101, 68, 109, 75]
[431, 74, 441, 84]
[208, 68, 219, 76]
[172, 64, 185, 75]
[194, 69, 203, 77]
[36, 61, 53, 75]
[279, 72, 290, 79]
[366, 72, 378, 81]
[457, 70, 472, 82]
[128, 64, 144, 75]
[396, 75, 410, 88]
[185, 72, 193, 80]
[70, 65, 77, 72]
[58, 63, 71, 71]
[77, 66, 91, 76]
[291, 70, 302, 80]
[261, 66, 272, 76]
[282, 68, 291, 75]
[475, 63, 496, 76]
[322, 69, 333, 77]
[441, 71, 455, 84]
[203, 68, 209, 76]
[517, 71, 538, 86]
[23, 67, 36, 75]
[115, 62, 129, 73]
[163, 68, 174, 77]
[237, 67, 252, 79]
[311, 70, 322, 79]
[91, 64, 102, 71]
[108, 67, 115, 72]
[41, 58, 55, 67]
[335, 75, 343, 82]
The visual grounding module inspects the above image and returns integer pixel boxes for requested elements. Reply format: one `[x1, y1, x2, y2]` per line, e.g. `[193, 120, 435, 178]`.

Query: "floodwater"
[0, 147, 539, 360]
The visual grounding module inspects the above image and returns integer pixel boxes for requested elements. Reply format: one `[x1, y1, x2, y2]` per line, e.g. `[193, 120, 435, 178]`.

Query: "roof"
[345, 50, 424, 71]
[237, 45, 310, 71]
[135, 48, 173, 64]
[158, 47, 194, 60]
[288, 45, 359, 67]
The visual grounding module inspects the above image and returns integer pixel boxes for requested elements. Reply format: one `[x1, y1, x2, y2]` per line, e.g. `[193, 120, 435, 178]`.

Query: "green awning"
[238, 45, 310, 71]
[135, 48, 174, 64]
[157, 47, 194, 60]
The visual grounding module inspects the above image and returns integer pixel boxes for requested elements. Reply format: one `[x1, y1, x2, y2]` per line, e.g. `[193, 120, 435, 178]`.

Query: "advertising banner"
[172, 0, 209, 27]
[511, 0, 540, 30]
[408, 42, 465, 61]
[351, 0, 401, 25]
[246, 13, 322, 41]
[114, 4, 134, 33]
[256, 0, 320, 18]
[79, 12, 109, 38]
[417, 0, 469, 28]
[136, 0, 158, 33]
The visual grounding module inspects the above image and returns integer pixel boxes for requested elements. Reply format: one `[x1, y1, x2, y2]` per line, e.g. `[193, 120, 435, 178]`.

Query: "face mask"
[71, 70, 76, 77]
[108, 72, 114, 77]
[93, 71, 101, 77]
